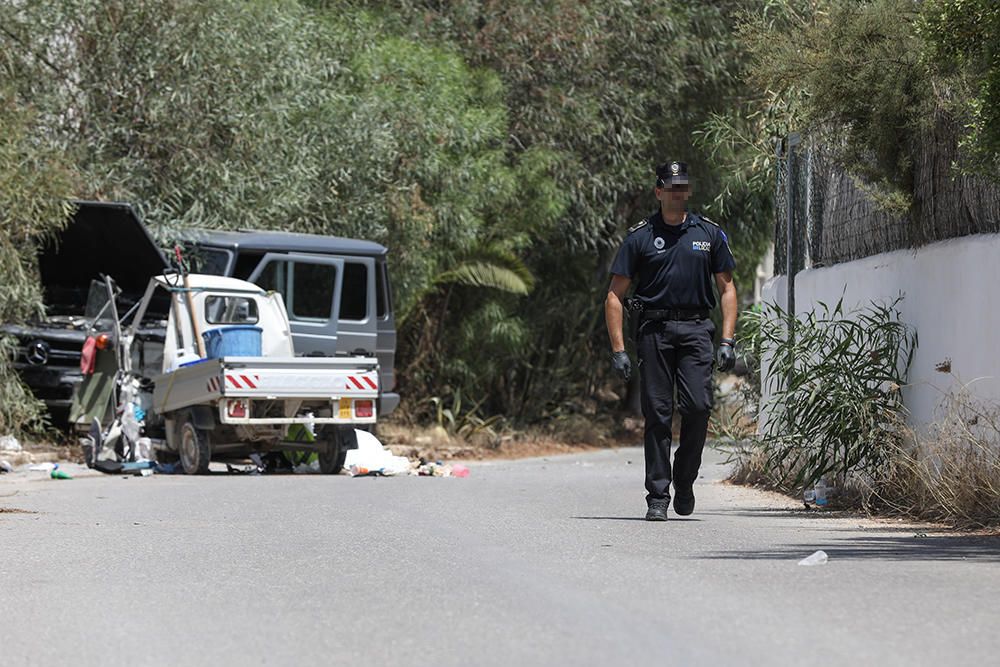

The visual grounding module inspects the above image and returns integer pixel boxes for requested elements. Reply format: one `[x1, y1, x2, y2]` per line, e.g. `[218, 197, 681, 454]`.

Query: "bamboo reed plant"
[737, 295, 917, 492]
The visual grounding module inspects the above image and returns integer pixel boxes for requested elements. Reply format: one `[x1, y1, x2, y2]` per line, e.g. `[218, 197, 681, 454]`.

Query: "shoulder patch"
[627, 219, 648, 233]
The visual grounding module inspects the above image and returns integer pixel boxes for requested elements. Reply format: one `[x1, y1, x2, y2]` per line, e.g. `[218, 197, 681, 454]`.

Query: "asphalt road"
[2, 445, 998, 666]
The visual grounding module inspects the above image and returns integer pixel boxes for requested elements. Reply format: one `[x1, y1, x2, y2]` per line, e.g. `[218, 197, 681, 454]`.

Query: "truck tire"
[178, 414, 212, 475]
[318, 431, 346, 475]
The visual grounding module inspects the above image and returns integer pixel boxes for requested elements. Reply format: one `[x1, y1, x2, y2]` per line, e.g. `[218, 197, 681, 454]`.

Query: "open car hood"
[38, 201, 169, 314]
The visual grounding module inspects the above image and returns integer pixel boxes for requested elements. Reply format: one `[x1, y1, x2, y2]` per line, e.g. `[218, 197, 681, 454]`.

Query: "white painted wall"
[760, 232, 1000, 428]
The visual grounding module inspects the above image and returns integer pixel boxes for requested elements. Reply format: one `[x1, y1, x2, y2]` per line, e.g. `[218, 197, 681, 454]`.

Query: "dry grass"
[377, 412, 632, 462]
[865, 388, 1000, 529]
[727, 384, 1000, 529]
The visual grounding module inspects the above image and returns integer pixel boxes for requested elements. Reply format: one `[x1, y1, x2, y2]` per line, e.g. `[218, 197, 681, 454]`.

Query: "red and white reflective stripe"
[346, 375, 378, 391]
[206, 377, 221, 393]
[224, 374, 260, 390]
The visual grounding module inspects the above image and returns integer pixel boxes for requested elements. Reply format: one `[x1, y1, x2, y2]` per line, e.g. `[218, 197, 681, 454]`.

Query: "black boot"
[645, 499, 669, 521]
[673, 485, 695, 516]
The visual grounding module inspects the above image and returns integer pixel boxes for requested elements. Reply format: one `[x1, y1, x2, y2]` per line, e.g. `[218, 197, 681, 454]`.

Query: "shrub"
[737, 296, 917, 491]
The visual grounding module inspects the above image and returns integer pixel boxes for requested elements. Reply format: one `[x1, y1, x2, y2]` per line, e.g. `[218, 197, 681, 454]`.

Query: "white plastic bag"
[798, 550, 829, 566]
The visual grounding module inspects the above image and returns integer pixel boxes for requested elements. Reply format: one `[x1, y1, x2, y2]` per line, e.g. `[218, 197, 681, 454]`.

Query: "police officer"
[604, 160, 737, 521]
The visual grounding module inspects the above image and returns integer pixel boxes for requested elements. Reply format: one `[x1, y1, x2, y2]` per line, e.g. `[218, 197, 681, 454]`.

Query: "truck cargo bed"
[153, 356, 379, 415]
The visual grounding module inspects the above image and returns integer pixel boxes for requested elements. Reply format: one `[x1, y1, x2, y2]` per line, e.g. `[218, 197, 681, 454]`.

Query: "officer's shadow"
[572, 516, 703, 522]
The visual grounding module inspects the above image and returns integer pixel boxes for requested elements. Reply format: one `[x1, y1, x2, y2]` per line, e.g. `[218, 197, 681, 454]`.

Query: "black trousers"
[636, 318, 715, 504]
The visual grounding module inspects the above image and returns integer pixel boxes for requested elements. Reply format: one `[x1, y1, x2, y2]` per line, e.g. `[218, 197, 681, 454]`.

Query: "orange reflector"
[354, 400, 374, 419]
[338, 397, 352, 420]
[227, 399, 247, 418]
[95, 333, 112, 350]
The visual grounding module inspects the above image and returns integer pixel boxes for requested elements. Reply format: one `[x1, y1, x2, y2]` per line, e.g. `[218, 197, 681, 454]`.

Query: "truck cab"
[177, 230, 399, 417]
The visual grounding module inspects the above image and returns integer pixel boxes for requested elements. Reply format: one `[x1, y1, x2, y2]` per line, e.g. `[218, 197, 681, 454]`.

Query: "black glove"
[610, 350, 632, 382]
[717, 338, 736, 372]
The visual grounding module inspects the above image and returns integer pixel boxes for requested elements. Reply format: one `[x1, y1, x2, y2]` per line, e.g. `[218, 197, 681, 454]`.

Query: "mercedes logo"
[26, 340, 50, 366]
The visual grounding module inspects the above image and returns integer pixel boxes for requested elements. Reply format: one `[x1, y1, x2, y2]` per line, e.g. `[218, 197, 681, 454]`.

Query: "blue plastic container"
[202, 326, 263, 359]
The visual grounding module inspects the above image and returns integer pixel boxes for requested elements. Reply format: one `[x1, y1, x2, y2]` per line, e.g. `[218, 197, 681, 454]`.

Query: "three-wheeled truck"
[79, 270, 379, 474]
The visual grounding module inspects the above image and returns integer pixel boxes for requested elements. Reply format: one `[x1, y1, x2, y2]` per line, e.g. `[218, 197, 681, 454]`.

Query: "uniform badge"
[670, 162, 679, 175]
[654, 237, 665, 250]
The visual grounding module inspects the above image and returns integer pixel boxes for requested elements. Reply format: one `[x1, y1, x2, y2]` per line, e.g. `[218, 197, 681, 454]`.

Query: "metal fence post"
[785, 133, 801, 413]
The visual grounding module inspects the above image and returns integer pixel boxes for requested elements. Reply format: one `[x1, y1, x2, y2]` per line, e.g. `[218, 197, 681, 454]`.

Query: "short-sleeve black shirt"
[610, 210, 736, 310]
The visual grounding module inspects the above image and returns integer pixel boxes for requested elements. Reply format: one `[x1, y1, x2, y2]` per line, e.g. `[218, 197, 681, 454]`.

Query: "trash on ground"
[50, 464, 73, 480]
[347, 465, 387, 477]
[0, 460, 12, 473]
[154, 461, 183, 474]
[344, 429, 411, 476]
[417, 461, 454, 477]
[28, 462, 57, 472]
[414, 461, 472, 477]
[0, 435, 22, 452]
[226, 463, 261, 475]
[798, 550, 829, 566]
[293, 460, 320, 474]
[135, 437, 153, 461]
[93, 460, 124, 474]
[121, 461, 155, 476]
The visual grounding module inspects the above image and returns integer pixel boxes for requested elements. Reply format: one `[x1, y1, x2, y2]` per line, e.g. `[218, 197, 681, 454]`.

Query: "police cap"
[655, 161, 689, 187]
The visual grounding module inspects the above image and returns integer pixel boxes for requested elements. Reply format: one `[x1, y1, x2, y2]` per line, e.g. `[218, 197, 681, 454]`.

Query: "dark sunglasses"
[657, 181, 690, 191]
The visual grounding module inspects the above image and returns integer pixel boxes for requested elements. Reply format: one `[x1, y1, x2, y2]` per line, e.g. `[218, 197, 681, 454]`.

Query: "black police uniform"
[610, 206, 735, 505]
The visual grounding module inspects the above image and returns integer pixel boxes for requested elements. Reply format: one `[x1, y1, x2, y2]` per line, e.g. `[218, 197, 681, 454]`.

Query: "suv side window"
[256, 260, 337, 321]
[339, 262, 368, 321]
[376, 262, 390, 319]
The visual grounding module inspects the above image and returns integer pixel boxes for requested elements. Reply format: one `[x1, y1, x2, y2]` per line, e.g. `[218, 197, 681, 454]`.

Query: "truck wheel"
[318, 432, 346, 475]
[178, 416, 212, 475]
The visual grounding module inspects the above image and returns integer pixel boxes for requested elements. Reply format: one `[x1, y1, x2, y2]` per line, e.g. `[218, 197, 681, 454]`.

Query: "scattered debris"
[416, 462, 454, 477]
[293, 460, 320, 474]
[345, 430, 412, 476]
[0, 460, 12, 473]
[797, 550, 829, 566]
[50, 464, 73, 480]
[0, 435, 21, 452]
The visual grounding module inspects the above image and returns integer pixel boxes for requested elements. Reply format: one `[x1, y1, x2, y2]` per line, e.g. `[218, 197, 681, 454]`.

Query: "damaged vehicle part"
[0, 202, 168, 427]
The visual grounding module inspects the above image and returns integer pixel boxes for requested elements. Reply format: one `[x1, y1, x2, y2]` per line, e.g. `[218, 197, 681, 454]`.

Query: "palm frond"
[435, 261, 534, 294]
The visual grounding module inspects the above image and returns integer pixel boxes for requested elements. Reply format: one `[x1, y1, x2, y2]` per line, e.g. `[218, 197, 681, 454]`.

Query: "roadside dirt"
[378, 422, 627, 462]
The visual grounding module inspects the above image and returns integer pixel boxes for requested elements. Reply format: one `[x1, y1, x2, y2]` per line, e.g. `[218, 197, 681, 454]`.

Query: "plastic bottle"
[814, 479, 829, 507]
[50, 464, 73, 480]
[803, 486, 816, 505]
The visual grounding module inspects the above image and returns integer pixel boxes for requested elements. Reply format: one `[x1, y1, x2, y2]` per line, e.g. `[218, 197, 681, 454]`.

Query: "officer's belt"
[641, 309, 710, 322]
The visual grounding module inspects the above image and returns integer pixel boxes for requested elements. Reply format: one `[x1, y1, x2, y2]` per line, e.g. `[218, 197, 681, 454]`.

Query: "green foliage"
[356, 0, 777, 421]
[435, 263, 533, 295]
[429, 390, 503, 441]
[919, 0, 1000, 172]
[742, 297, 917, 489]
[739, 0, 928, 206]
[737, 0, 1000, 214]
[0, 84, 75, 435]
[0, 0, 779, 434]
